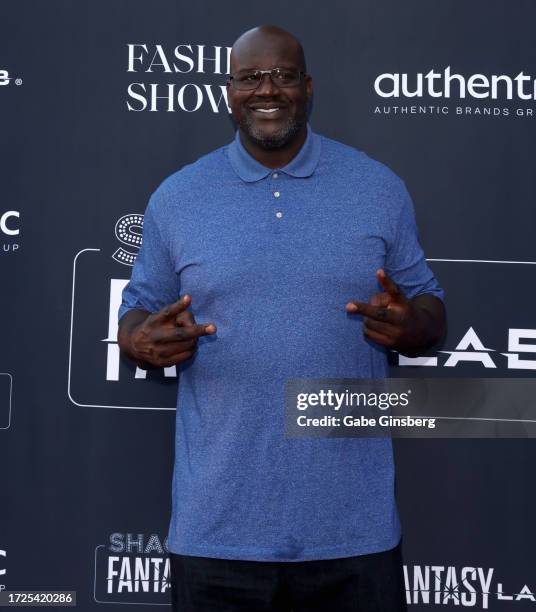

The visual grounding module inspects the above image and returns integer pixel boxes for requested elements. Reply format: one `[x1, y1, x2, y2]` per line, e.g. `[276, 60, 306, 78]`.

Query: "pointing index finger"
[153, 322, 217, 344]
[175, 322, 217, 340]
[346, 300, 400, 324]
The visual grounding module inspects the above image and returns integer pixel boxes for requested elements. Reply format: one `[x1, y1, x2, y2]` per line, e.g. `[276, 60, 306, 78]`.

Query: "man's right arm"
[118, 308, 154, 369]
[117, 185, 216, 369]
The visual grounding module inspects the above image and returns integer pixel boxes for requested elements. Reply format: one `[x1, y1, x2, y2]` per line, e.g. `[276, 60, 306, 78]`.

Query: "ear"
[305, 74, 313, 99]
[226, 80, 234, 113]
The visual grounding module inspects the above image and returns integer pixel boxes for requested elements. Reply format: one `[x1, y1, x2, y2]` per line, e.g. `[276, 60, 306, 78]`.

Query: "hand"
[345, 269, 428, 354]
[129, 294, 216, 368]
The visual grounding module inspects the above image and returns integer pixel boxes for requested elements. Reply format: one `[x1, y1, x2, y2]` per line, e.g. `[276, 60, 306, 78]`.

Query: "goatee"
[236, 115, 305, 150]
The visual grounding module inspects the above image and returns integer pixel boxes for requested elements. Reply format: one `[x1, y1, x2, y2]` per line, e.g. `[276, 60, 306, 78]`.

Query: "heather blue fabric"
[119, 124, 443, 562]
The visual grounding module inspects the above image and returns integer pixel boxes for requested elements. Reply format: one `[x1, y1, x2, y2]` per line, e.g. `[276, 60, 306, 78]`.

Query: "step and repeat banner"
[1, 0, 535, 609]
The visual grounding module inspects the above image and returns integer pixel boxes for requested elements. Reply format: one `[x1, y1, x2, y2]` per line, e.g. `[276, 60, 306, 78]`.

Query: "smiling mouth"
[249, 105, 287, 115]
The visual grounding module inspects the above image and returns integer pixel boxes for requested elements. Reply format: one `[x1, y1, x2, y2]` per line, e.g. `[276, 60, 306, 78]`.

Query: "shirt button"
[276, 211, 283, 219]
[274, 191, 280, 198]
[272, 172, 279, 179]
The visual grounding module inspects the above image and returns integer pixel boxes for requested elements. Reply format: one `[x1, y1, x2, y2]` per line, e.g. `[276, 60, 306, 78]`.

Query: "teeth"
[255, 108, 279, 113]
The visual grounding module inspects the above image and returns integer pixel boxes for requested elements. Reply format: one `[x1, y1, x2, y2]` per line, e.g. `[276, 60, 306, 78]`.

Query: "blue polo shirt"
[119, 124, 443, 562]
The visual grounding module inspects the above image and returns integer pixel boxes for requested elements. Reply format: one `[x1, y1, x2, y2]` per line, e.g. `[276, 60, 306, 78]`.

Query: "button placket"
[268, 170, 284, 224]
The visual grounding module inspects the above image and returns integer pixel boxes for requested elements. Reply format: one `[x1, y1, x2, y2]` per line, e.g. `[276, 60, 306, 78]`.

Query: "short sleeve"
[118, 187, 180, 322]
[384, 179, 444, 301]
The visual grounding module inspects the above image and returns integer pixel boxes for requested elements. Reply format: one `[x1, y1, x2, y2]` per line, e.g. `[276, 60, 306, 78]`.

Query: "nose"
[255, 72, 278, 95]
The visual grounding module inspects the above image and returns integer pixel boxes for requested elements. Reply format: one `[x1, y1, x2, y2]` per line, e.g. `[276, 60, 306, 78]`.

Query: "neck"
[238, 125, 308, 169]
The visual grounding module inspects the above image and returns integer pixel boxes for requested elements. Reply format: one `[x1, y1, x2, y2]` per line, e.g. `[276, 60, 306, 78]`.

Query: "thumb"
[376, 269, 402, 298]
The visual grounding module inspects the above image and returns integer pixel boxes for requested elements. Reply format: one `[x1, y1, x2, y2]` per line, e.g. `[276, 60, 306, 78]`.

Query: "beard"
[235, 112, 306, 150]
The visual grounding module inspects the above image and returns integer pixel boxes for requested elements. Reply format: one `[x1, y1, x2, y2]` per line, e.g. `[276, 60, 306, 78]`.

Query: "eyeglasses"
[229, 67, 306, 91]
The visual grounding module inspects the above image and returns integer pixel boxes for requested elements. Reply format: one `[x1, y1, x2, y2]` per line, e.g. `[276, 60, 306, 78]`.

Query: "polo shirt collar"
[228, 123, 321, 183]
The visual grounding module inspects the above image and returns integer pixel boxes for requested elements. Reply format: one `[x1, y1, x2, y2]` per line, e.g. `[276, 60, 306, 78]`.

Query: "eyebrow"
[233, 64, 302, 73]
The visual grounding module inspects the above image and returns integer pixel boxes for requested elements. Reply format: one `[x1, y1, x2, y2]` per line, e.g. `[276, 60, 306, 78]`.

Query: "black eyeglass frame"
[228, 67, 308, 91]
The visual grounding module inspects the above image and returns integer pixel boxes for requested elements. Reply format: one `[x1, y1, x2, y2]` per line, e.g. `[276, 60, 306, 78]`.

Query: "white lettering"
[442, 566, 459, 604]
[374, 67, 536, 100]
[126, 83, 147, 111]
[107, 556, 119, 593]
[502, 329, 536, 370]
[460, 567, 477, 606]
[497, 582, 513, 600]
[442, 327, 497, 368]
[374, 73, 398, 98]
[477, 567, 493, 610]
[127, 44, 148, 72]
[413, 565, 430, 604]
[147, 45, 173, 72]
[173, 45, 194, 73]
[516, 585, 536, 601]
[467, 74, 489, 98]
[431, 566, 444, 604]
[177, 84, 203, 112]
[118, 556, 133, 592]
[0, 211, 19, 236]
[203, 84, 230, 113]
[197, 45, 224, 74]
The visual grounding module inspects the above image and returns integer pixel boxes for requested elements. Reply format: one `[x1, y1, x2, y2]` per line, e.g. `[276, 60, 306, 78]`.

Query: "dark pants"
[169, 543, 408, 612]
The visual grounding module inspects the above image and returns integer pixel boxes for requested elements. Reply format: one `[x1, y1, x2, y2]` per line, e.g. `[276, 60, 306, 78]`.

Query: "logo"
[373, 67, 535, 119]
[112, 214, 143, 266]
[374, 67, 536, 101]
[1, 211, 20, 254]
[0, 374, 12, 430]
[404, 564, 536, 608]
[399, 326, 536, 370]
[395, 259, 536, 374]
[94, 533, 170, 605]
[126, 43, 231, 113]
[0, 548, 6, 591]
[0, 68, 22, 87]
[68, 214, 177, 410]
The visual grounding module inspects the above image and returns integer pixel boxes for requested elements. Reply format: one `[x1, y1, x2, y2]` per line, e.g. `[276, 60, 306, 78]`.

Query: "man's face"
[227, 35, 312, 150]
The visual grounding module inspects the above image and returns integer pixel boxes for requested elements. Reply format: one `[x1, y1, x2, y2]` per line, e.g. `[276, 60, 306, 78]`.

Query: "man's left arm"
[346, 175, 446, 357]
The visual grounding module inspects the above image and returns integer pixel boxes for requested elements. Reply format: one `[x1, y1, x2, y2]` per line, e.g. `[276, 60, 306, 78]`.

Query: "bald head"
[230, 25, 306, 74]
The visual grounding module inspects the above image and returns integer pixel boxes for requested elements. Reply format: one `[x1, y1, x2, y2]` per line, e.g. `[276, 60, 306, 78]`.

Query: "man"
[118, 25, 445, 612]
